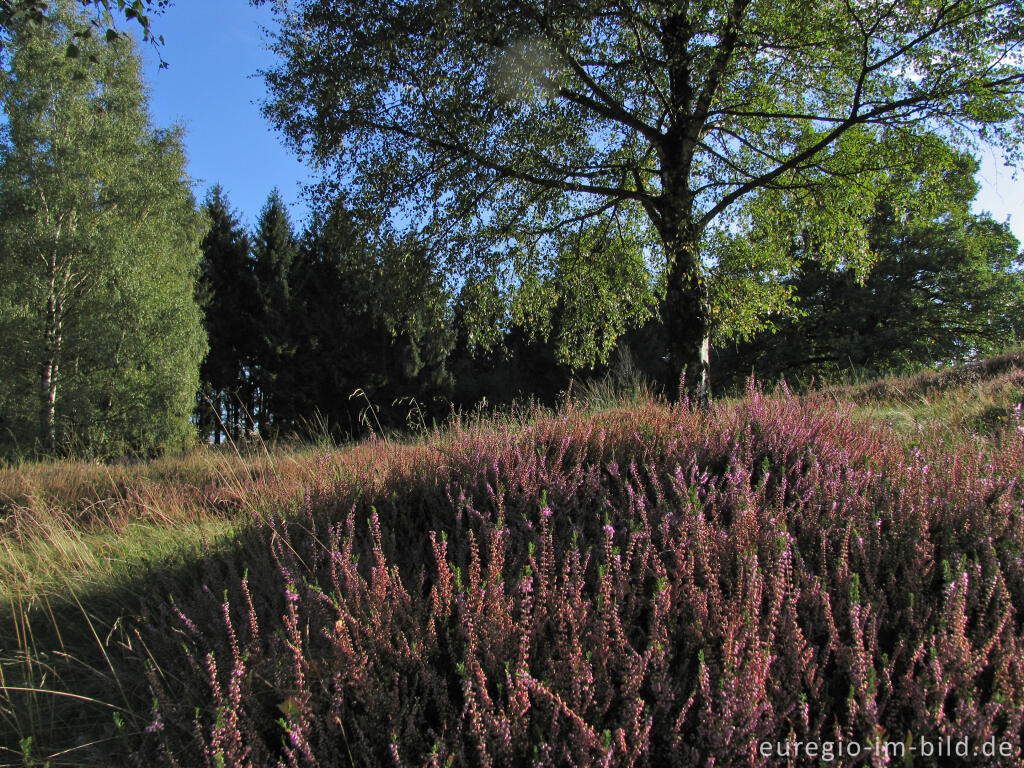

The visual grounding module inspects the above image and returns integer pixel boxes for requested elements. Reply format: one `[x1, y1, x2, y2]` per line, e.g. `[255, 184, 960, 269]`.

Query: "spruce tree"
[287, 198, 453, 439]
[196, 186, 257, 443]
[251, 188, 298, 435]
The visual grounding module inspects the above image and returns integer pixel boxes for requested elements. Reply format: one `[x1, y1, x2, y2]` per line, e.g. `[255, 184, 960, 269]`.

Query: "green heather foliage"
[8, 381, 1009, 765]
[3, 358, 1023, 765]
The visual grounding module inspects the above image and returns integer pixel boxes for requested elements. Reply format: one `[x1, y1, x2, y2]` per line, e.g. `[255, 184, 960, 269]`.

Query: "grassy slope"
[823, 350, 1024, 435]
[0, 352, 1022, 766]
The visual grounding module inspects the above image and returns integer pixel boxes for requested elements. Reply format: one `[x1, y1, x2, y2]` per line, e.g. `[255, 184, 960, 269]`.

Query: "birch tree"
[0, 2, 205, 456]
[258, 0, 1024, 402]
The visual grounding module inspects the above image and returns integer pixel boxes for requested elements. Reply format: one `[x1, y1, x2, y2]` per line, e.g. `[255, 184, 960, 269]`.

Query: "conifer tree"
[287, 197, 453, 438]
[195, 186, 257, 443]
[251, 188, 298, 434]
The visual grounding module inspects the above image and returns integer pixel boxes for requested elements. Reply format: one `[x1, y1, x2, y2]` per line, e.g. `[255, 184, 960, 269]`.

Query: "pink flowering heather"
[134, 387, 1024, 767]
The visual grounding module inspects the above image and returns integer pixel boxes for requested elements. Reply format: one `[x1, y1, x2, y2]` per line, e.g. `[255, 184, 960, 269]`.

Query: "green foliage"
[0, 2, 206, 458]
[253, 189, 297, 314]
[195, 186, 258, 444]
[282, 195, 455, 437]
[706, 127, 908, 342]
[714, 144, 1024, 389]
[258, 0, 1024, 398]
[509, 209, 661, 368]
[194, 187, 455, 441]
[448, 300, 574, 409]
[0, 1, 170, 57]
[251, 188, 299, 435]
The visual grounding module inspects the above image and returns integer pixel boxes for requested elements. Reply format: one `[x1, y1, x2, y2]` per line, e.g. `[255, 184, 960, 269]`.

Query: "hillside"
[2, 354, 1023, 767]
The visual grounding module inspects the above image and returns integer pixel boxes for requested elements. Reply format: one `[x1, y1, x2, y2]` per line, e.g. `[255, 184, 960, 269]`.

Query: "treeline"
[197, 183, 594, 444]
[199, 148, 1024, 444]
[1, 3, 1022, 460]
[194, 189, 453, 443]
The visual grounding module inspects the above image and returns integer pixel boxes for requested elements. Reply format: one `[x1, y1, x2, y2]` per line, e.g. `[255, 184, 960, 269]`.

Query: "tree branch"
[366, 117, 656, 205]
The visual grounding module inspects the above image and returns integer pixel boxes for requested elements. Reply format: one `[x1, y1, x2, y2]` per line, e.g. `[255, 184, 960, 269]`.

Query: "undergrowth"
[2, 356, 1023, 767]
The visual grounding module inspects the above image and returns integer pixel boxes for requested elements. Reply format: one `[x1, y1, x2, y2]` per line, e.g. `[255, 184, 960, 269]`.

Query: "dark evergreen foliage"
[192, 152, 1023, 437]
[195, 186, 258, 443]
[277, 197, 455, 439]
[251, 188, 299, 436]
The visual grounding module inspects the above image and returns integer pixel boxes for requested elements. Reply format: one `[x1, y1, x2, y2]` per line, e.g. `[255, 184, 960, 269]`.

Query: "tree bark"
[657, 207, 712, 406]
[653, 9, 715, 406]
[40, 279, 62, 452]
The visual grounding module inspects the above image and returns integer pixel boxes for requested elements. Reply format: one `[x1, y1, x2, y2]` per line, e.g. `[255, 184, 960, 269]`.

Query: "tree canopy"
[195, 186, 258, 444]
[251, 188, 299, 434]
[0, 1, 169, 62]
[257, 0, 1024, 402]
[281, 196, 454, 438]
[0, 2, 205, 458]
[714, 146, 1024, 388]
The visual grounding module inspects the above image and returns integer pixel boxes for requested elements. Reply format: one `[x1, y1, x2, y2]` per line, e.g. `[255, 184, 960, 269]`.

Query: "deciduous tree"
[257, 0, 1024, 402]
[0, 2, 205, 457]
[0, 0, 169, 65]
[714, 144, 1024, 388]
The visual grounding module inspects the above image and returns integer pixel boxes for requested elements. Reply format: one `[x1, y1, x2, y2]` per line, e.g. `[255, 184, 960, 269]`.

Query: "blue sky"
[975, 150, 1024, 245]
[136, 2, 1024, 244]
[137, 1, 312, 231]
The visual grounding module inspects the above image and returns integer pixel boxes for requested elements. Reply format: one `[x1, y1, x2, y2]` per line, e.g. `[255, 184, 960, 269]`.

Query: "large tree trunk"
[659, 215, 712, 406]
[655, 10, 715, 407]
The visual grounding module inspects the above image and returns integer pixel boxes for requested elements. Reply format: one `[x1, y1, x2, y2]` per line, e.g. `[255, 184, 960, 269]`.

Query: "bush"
[133, 390, 1024, 766]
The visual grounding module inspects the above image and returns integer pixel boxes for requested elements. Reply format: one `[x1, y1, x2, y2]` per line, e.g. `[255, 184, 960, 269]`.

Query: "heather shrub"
[128, 389, 1024, 767]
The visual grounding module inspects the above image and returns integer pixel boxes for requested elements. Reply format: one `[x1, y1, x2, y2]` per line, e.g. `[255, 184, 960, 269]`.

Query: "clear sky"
[136, 2, 1024, 244]
[137, 1, 312, 231]
[975, 150, 1024, 245]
